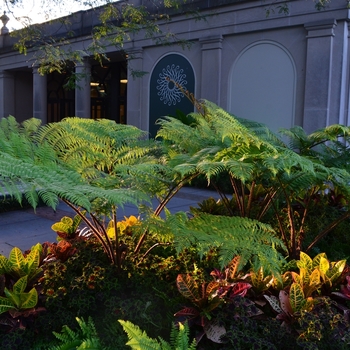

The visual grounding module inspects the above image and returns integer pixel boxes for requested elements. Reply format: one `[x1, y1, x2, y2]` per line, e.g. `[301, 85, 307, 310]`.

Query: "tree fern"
[156, 100, 350, 258]
[280, 124, 350, 170]
[33, 116, 184, 207]
[0, 116, 187, 266]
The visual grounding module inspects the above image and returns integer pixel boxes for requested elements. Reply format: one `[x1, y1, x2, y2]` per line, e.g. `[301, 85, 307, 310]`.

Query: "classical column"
[32, 67, 47, 123]
[200, 35, 223, 105]
[75, 58, 91, 118]
[0, 71, 15, 119]
[303, 19, 337, 132]
[126, 48, 143, 129]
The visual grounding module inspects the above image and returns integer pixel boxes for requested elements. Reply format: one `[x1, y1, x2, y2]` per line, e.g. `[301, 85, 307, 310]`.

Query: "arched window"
[149, 54, 195, 137]
[228, 41, 296, 132]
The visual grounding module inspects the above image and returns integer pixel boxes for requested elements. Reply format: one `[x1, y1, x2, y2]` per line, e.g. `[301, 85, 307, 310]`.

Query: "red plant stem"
[246, 181, 255, 218]
[296, 187, 317, 253]
[306, 209, 350, 254]
[257, 189, 278, 221]
[90, 213, 115, 264]
[240, 180, 246, 217]
[277, 176, 297, 259]
[134, 174, 196, 255]
[211, 182, 234, 216]
[230, 176, 244, 217]
[112, 209, 120, 272]
[139, 242, 171, 263]
[61, 199, 115, 264]
[269, 196, 292, 258]
[154, 174, 197, 216]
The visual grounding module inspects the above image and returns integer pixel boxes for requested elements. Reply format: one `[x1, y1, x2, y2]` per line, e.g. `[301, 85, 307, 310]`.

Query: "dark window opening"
[90, 61, 127, 123]
[47, 70, 75, 123]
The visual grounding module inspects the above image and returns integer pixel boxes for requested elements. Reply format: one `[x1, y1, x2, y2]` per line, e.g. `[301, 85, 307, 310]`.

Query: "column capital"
[0, 70, 13, 79]
[31, 65, 48, 77]
[304, 19, 337, 38]
[199, 35, 223, 51]
[75, 56, 91, 68]
[126, 47, 143, 60]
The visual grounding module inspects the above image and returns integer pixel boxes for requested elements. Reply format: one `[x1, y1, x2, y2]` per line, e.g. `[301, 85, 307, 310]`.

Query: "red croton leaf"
[230, 282, 252, 297]
[174, 307, 199, 318]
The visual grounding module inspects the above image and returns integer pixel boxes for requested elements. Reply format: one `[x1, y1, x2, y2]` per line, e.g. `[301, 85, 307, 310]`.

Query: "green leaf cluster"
[51, 213, 85, 239]
[264, 252, 346, 321]
[0, 243, 43, 284]
[292, 252, 346, 296]
[0, 276, 38, 315]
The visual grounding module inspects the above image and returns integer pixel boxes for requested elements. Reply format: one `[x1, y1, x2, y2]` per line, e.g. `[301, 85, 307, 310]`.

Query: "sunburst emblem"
[156, 64, 187, 106]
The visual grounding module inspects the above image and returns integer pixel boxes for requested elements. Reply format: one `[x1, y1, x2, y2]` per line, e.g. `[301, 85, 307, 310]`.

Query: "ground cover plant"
[1, 100, 350, 348]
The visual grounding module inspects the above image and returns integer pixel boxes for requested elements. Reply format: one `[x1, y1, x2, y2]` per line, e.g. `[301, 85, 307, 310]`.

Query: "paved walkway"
[0, 187, 220, 257]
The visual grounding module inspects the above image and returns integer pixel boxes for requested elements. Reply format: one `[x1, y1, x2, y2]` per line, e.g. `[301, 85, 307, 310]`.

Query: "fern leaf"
[118, 320, 161, 350]
[169, 213, 286, 273]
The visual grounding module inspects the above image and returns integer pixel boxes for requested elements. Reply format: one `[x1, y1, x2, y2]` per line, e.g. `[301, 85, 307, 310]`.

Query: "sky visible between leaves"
[2, 0, 109, 30]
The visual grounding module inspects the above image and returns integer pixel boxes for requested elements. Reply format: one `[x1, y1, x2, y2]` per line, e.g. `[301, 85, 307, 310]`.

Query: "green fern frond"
[0, 150, 149, 211]
[309, 124, 350, 143]
[171, 322, 196, 350]
[163, 212, 286, 273]
[118, 320, 196, 350]
[49, 317, 105, 350]
[118, 320, 161, 350]
[279, 126, 310, 150]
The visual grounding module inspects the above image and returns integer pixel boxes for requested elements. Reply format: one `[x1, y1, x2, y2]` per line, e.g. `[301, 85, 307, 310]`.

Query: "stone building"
[0, 0, 349, 136]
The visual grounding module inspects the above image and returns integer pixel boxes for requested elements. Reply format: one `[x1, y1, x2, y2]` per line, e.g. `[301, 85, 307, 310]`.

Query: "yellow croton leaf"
[124, 215, 140, 227]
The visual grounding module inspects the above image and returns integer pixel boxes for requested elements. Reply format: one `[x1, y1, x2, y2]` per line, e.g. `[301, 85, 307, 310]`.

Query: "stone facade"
[0, 0, 349, 135]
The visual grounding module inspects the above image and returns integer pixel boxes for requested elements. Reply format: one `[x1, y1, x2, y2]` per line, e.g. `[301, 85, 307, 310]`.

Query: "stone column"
[303, 19, 337, 132]
[32, 67, 47, 123]
[75, 58, 91, 118]
[199, 35, 223, 105]
[126, 48, 143, 129]
[0, 71, 15, 119]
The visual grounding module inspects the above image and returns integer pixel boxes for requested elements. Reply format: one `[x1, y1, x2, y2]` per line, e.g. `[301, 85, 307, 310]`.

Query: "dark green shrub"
[296, 298, 350, 349]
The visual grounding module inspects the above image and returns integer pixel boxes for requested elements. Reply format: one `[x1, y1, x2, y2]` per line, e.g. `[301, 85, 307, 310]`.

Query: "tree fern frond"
[195, 161, 226, 180]
[279, 126, 310, 151]
[309, 124, 350, 143]
[23, 185, 40, 208]
[21, 117, 42, 135]
[0, 176, 23, 204]
[163, 213, 286, 273]
[236, 116, 284, 146]
[0, 149, 149, 211]
[224, 160, 255, 182]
